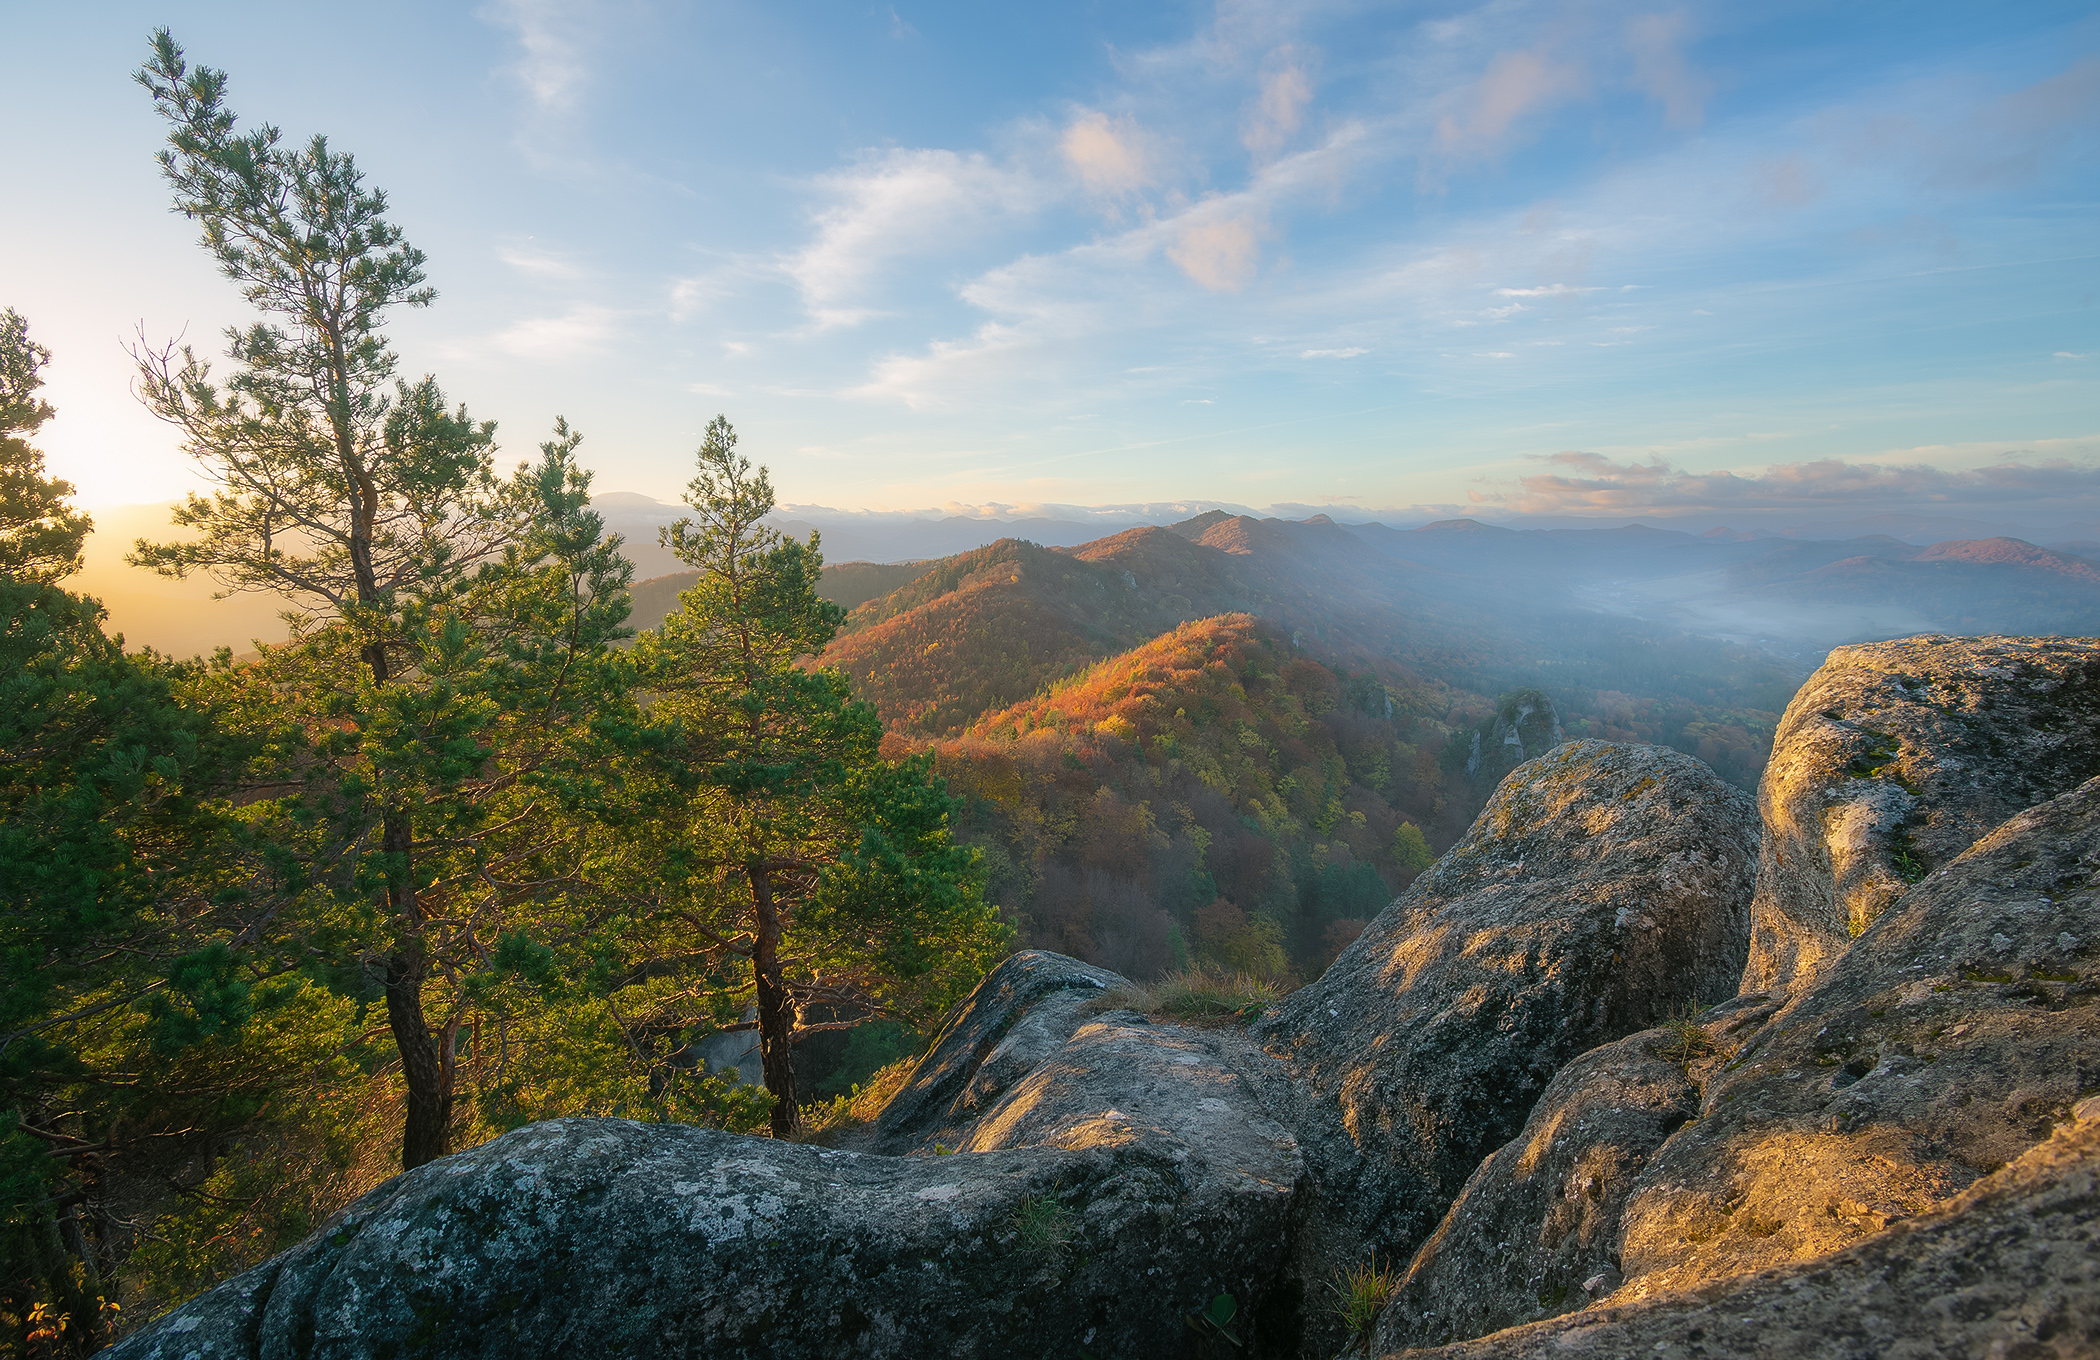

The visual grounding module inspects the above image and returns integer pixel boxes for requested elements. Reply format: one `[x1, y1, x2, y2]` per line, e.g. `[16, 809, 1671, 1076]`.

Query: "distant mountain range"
[67, 493, 2100, 660]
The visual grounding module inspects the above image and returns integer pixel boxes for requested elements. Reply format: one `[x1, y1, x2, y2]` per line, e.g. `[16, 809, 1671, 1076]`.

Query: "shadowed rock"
[1259, 740, 1759, 1267]
[1373, 994, 1779, 1352]
[106, 952, 1305, 1360]
[1745, 634, 2100, 994]
[1381, 1100, 2100, 1360]
[1607, 773, 2100, 1302]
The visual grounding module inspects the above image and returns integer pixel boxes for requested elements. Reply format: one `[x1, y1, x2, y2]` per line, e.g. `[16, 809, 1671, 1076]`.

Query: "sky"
[3, 0, 2098, 530]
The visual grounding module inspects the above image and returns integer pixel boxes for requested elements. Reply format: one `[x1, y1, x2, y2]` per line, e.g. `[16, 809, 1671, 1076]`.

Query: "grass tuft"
[1330, 1258, 1400, 1347]
[1012, 1195, 1077, 1263]
[1088, 969, 1285, 1027]
[793, 1055, 918, 1143]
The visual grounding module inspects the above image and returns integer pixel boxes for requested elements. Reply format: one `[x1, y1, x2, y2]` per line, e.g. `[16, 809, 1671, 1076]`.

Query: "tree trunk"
[381, 801, 452, 1170]
[361, 619, 454, 1172]
[386, 946, 451, 1169]
[750, 867, 799, 1137]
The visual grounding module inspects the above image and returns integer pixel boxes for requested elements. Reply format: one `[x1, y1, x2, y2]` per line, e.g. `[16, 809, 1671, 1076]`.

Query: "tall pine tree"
[637, 419, 1008, 1137]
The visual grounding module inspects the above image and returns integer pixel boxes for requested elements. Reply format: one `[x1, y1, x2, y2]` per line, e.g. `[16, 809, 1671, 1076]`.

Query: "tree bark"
[386, 924, 452, 1170]
[750, 866, 799, 1137]
[360, 595, 453, 1171]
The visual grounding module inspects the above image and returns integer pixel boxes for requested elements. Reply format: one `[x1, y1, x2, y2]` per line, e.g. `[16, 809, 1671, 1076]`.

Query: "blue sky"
[4, 1, 2097, 527]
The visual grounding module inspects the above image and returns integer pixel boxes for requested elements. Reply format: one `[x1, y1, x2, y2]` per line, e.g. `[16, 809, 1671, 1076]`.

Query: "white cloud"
[1627, 11, 1712, 130]
[783, 148, 1049, 325]
[1496, 283, 1602, 297]
[1483, 448, 2100, 516]
[1061, 111, 1153, 199]
[479, 0, 597, 111]
[497, 243, 587, 280]
[1168, 209, 1265, 291]
[492, 305, 621, 360]
[2057, 351, 2088, 359]
[1243, 49, 1315, 161]
[1302, 347, 1368, 358]
[1432, 47, 1589, 167]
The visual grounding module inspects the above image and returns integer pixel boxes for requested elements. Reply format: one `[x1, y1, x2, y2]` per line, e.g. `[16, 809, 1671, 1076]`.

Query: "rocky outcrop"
[1383, 1099, 2100, 1360]
[1259, 741, 1759, 1263]
[869, 950, 1122, 1154]
[1373, 994, 1779, 1351]
[1745, 635, 2100, 993]
[1607, 772, 2100, 1300]
[1460, 689, 1566, 788]
[108, 952, 1306, 1359]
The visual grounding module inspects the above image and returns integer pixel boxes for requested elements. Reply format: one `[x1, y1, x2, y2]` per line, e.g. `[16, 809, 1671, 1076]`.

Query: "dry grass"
[1087, 968, 1286, 1027]
[793, 1055, 919, 1143]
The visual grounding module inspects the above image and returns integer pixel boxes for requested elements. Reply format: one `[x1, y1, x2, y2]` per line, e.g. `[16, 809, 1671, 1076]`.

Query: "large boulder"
[1383, 1099, 2100, 1360]
[1258, 741, 1759, 1266]
[1373, 994, 1780, 1351]
[869, 949, 1122, 1154]
[108, 953, 1307, 1360]
[1745, 635, 2100, 994]
[1611, 774, 2100, 1301]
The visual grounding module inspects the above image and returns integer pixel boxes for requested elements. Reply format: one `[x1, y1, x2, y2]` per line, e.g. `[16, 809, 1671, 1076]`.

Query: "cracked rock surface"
[1373, 994, 1779, 1352]
[1745, 635, 2100, 994]
[1383, 1100, 2100, 1360]
[1258, 741, 1759, 1267]
[1609, 774, 2100, 1302]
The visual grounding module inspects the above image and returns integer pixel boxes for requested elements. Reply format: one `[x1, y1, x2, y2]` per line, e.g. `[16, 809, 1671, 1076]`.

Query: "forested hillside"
[923, 615, 1443, 980]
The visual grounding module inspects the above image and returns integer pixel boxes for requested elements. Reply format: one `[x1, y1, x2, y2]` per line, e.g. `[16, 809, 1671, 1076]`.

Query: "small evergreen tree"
[637, 419, 1008, 1136]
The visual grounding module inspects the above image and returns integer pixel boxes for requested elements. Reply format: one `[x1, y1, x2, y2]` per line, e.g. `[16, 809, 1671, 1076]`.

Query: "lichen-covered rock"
[1380, 1099, 2100, 1360]
[1373, 994, 1779, 1352]
[1611, 774, 2100, 1302]
[1745, 635, 2100, 994]
[870, 949, 1121, 1154]
[1259, 741, 1759, 1264]
[107, 954, 1306, 1360]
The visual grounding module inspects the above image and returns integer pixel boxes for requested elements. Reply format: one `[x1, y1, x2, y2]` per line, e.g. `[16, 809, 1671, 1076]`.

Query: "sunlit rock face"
[1610, 774, 2100, 1302]
[1393, 1106, 2100, 1360]
[1257, 740, 1759, 1267]
[1372, 993, 1780, 1352]
[106, 951, 1307, 1360]
[1744, 635, 2100, 995]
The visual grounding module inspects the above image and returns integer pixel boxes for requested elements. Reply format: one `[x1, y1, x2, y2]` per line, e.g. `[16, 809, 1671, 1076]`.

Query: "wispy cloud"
[492, 305, 622, 360]
[497, 242, 589, 280]
[479, 0, 597, 111]
[1626, 11, 1712, 130]
[1302, 347, 1367, 358]
[1061, 110, 1154, 200]
[1431, 46, 1589, 170]
[1243, 47, 1315, 161]
[784, 148, 1049, 327]
[1169, 206, 1266, 291]
[1480, 448, 2100, 517]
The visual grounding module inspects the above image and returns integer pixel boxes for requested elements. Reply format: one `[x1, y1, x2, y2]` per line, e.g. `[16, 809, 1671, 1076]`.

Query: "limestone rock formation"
[107, 952, 1305, 1360]
[1745, 634, 2100, 993]
[1458, 688, 1566, 791]
[1609, 772, 2100, 1301]
[1382, 1099, 2100, 1360]
[1373, 994, 1780, 1351]
[1259, 741, 1759, 1263]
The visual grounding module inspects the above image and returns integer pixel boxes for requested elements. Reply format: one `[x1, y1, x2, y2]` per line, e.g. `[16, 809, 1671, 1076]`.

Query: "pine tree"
[638, 419, 1008, 1136]
[130, 32, 634, 1169]
[0, 310, 91, 584]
